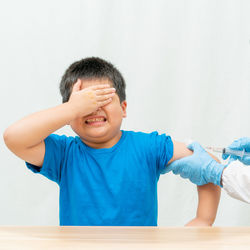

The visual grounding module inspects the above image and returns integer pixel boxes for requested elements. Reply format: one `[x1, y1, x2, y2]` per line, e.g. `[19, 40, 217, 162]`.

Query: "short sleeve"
[25, 134, 67, 184]
[149, 132, 174, 174]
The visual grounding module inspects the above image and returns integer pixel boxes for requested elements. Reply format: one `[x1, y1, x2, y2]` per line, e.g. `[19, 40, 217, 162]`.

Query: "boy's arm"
[3, 81, 115, 166]
[186, 183, 220, 226]
[4, 103, 75, 167]
[170, 141, 221, 226]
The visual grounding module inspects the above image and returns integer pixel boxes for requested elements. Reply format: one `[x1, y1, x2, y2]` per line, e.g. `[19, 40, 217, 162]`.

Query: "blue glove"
[222, 137, 250, 165]
[166, 142, 226, 187]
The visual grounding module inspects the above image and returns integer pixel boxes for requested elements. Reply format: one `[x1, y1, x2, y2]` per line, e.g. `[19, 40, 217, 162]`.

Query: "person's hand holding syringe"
[207, 137, 250, 165]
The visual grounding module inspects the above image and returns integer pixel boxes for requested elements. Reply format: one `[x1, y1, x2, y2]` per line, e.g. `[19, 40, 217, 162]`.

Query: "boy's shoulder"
[124, 130, 161, 138]
[47, 133, 76, 141]
[45, 133, 78, 148]
[123, 130, 168, 144]
[49, 131, 168, 143]
[124, 130, 172, 146]
[47, 131, 171, 151]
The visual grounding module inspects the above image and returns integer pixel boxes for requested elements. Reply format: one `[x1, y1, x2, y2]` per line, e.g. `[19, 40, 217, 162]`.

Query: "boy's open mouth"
[85, 116, 107, 125]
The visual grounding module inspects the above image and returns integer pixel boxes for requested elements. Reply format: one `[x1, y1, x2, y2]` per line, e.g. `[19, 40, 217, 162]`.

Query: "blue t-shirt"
[26, 130, 173, 226]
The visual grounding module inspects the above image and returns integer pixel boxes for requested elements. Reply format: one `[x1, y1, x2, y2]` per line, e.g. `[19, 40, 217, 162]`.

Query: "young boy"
[4, 57, 220, 226]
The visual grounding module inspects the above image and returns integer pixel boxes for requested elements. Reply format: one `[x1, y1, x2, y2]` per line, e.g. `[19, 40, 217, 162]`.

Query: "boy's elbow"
[3, 127, 18, 151]
[197, 211, 216, 226]
[3, 128, 12, 147]
[199, 213, 216, 226]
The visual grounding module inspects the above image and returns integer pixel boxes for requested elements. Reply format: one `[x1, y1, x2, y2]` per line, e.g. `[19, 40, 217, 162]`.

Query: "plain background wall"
[1, 0, 250, 226]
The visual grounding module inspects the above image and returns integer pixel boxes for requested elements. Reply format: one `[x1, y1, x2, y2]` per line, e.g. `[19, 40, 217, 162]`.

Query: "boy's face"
[69, 78, 127, 148]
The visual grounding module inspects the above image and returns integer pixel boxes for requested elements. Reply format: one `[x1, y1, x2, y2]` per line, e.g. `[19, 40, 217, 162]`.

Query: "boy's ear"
[121, 101, 127, 118]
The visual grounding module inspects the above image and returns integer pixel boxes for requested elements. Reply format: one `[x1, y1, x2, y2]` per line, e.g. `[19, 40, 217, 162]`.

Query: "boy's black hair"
[60, 57, 126, 103]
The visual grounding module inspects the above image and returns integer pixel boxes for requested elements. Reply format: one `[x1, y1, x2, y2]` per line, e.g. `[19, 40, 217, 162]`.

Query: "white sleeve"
[222, 160, 250, 204]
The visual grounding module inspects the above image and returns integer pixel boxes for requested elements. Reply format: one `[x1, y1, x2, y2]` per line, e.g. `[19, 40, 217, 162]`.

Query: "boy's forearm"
[195, 184, 221, 225]
[4, 102, 76, 149]
[185, 184, 221, 227]
[191, 153, 221, 226]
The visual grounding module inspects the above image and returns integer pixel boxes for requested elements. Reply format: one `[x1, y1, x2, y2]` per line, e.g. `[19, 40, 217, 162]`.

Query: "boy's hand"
[68, 79, 116, 118]
[185, 217, 212, 227]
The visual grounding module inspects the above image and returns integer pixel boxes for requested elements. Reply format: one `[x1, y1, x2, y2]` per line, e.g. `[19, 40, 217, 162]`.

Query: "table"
[1, 226, 250, 249]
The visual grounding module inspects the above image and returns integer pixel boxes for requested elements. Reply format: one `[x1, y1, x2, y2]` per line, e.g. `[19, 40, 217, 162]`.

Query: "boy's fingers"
[99, 98, 113, 107]
[97, 93, 115, 101]
[95, 88, 116, 96]
[72, 79, 82, 92]
[96, 88, 116, 95]
[91, 84, 111, 90]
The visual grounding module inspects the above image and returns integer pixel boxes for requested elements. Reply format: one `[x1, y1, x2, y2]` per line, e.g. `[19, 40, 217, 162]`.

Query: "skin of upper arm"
[168, 140, 193, 164]
[7, 140, 45, 167]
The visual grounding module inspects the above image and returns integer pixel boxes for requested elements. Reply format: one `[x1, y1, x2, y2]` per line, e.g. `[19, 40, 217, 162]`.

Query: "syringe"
[206, 147, 250, 158]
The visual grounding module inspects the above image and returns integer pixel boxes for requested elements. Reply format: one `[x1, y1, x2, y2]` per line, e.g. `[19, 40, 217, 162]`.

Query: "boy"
[4, 57, 220, 226]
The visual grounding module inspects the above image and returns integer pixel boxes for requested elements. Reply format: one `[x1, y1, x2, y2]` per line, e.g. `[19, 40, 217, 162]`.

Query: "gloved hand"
[222, 137, 250, 165]
[166, 142, 226, 187]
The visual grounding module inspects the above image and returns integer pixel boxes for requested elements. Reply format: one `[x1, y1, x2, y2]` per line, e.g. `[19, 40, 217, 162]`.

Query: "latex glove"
[222, 137, 250, 165]
[166, 142, 226, 187]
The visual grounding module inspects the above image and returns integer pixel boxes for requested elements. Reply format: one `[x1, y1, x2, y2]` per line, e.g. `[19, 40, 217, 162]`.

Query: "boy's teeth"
[86, 118, 105, 123]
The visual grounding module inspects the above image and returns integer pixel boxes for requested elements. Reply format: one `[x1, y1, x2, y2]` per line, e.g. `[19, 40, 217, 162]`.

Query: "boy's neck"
[80, 130, 122, 149]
